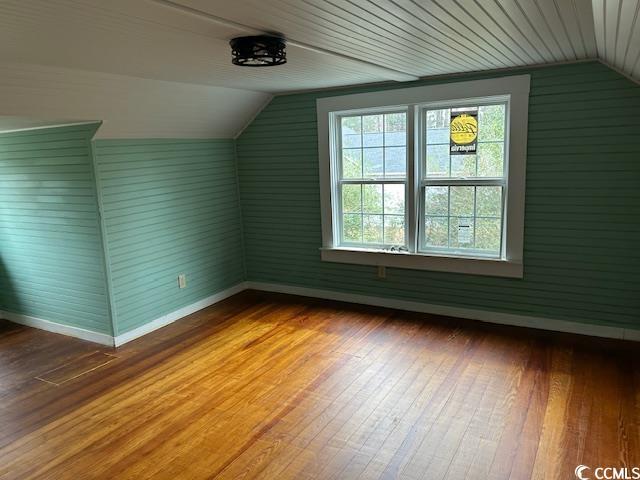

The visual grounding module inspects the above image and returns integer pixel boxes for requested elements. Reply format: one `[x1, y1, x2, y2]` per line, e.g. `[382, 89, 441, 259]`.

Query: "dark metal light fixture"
[229, 35, 287, 67]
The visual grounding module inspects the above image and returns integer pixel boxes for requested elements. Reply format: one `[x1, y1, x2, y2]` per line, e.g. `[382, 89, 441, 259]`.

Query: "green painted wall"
[2, 61, 638, 341]
[236, 61, 640, 331]
[0, 123, 113, 334]
[93, 139, 245, 335]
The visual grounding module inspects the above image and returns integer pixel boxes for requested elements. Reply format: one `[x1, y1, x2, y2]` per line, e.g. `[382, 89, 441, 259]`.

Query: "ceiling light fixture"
[229, 35, 286, 67]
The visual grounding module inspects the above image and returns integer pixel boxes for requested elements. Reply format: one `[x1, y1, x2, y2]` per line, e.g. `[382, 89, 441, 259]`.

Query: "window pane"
[422, 186, 503, 255]
[425, 216, 448, 247]
[363, 114, 383, 147]
[363, 214, 383, 243]
[341, 116, 362, 148]
[363, 148, 383, 177]
[384, 184, 404, 214]
[451, 155, 476, 177]
[476, 186, 502, 217]
[339, 106, 507, 254]
[426, 108, 449, 144]
[384, 147, 406, 177]
[478, 104, 505, 142]
[425, 186, 448, 215]
[384, 113, 406, 146]
[477, 142, 504, 177]
[342, 149, 362, 178]
[384, 215, 405, 244]
[450, 186, 474, 216]
[343, 213, 362, 243]
[363, 184, 383, 214]
[417, 103, 507, 257]
[450, 217, 474, 248]
[426, 144, 449, 177]
[342, 184, 361, 213]
[476, 218, 501, 251]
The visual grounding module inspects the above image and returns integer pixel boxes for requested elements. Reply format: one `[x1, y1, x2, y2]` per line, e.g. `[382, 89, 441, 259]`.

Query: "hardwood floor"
[0, 290, 638, 479]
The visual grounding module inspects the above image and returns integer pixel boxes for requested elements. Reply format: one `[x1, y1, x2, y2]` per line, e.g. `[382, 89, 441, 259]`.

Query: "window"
[317, 75, 529, 278]
[421, 103, 506, 258]
[339, 111, 408, 248]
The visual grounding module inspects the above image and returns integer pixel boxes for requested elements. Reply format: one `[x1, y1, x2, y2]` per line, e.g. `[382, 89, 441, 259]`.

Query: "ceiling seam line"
[273, 58, 601, 96]
[533, 0, 570, 61]
[490, 0, 547, 63]
[405, 0, 507, 68]
[148, 0, 419, 82]
[551, 0, 579, 59]
[339, 0, 490, 72]
[621, 1, 640, 71]
[474, 0, 542, 64]
[379, 0, 503, 69]
[450, 0, 529, 64]
[513, 1, 556, 60]
[305, 0, 478, 73]
[570, 0, 589, 58]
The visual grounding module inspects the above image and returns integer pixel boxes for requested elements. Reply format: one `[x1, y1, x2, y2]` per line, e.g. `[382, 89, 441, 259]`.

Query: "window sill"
[320, 247, 523, 278]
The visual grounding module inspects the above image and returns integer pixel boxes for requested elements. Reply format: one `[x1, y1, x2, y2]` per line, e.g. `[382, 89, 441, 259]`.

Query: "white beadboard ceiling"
[593, 0, 640, 78]
[0, 0, 638, 136]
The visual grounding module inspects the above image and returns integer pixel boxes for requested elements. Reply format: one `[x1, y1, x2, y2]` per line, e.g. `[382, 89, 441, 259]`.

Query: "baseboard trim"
[0, 310, 115, 346]
[0, 282, 248, 347]
[113, 282, 249, 347]
[3, 281, 637, 346]
[246, 281, 640, 342]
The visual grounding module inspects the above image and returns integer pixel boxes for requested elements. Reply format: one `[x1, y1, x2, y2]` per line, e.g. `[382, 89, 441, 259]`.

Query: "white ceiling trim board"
[149, 0, 419, 82]
[0, 0, 639, 135]
[0, 120, 101, 135]
[272, 58, 601, 97]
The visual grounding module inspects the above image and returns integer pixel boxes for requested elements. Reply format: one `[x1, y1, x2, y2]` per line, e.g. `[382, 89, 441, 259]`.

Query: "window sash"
[421, 178, 505, 186]
[416, 101, 508, 259]
[335, 108, 411, 250]
[335, 108, 409, 182]
[332, 100, 508, 259]
[338, 181, 409, 248]
[418, 184, 506, 258]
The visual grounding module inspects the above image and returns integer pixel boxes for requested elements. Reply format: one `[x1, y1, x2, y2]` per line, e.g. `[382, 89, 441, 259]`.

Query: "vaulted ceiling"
[0, 0, 638, 136]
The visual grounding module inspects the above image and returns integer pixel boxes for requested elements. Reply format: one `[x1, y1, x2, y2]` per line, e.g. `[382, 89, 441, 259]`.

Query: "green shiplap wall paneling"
[236, 61, 640, 331]
[0, 123, 113, 334]
[94, 139, 245, 335]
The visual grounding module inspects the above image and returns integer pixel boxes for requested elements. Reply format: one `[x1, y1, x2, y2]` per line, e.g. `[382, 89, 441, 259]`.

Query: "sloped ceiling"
[0, 0, 638, 137]
[0, 63, 271, 138]
[167, 0, 598, 76]
[593, 0, 640, 79]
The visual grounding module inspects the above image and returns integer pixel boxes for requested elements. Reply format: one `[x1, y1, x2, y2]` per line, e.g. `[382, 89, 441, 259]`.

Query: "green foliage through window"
[337, 102, 506, 256]
[339, 111, 408, 247]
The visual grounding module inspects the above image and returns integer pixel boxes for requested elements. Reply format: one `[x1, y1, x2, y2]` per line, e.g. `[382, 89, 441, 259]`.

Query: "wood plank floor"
[0, 290, 638, 479]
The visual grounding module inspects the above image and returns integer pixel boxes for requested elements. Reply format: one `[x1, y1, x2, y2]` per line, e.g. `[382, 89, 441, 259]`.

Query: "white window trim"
[317, 75, 530, 278]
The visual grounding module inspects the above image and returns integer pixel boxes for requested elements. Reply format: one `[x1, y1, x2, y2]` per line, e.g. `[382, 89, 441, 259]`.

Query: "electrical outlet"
[178, 274, 187, 289]
[377, 266, 386, 279]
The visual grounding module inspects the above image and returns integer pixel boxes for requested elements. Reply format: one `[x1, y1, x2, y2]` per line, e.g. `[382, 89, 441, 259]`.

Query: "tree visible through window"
[334, 101, 507, 259]
[339, 111, 407, 247]
[319, 76, 529, 276]
[422, 104, 506, 257]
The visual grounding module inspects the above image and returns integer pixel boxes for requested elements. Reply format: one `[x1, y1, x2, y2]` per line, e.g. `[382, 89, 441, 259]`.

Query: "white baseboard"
[625, 328, 640, 342]
[3, 280, 637, 346]
[0, 310, 115, 346]
[113, 282, 248, 347]
[246, 281, 640, 342]
[0, 282, 248, 347]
